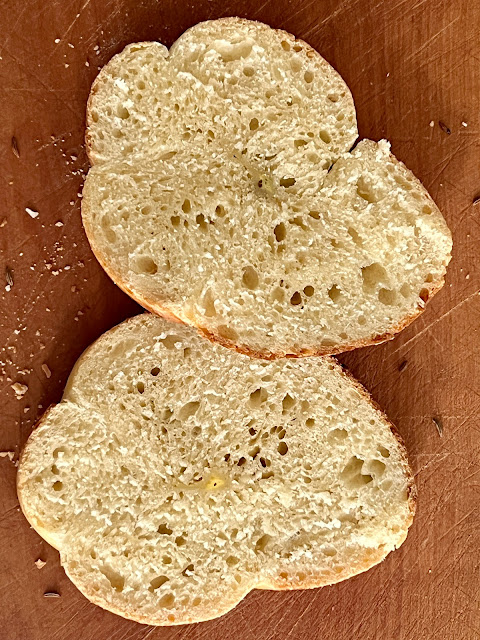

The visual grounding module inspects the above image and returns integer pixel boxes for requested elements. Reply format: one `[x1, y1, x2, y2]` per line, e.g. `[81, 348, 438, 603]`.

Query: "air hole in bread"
[319, 130, 331, 144]
[341, 456, 373, 488]
[419, 288, 429, 303]
[422, 205, 432, 215]
[274, 223, 286, 242]
[192, 596, 202, 606]
[323, 546, 337, 557]
[327, 428, 348, 443]
[293, 43, 302, 52]
[370, 460, 386, 476]
[249, 387, 268, 406]
[135, 256, 158, 275]
[175, 535, 186, 546]
[157, 523, 173, 535]
[162, 556, 172, 565]
[282, 393, 295, 413]
[303, 285, 314, 297]
[249, 117, 259, 131]
[170, 215, 180, 226]
[328, 285, 342, 303]
[294, 139, 308, 148]
[306, 418, 315, 427]
[280, 40, 290, 51]
[304, 70, 314, 83]
[51, 464, 60, 475]
[362, 262, 387, 292]
[149, 575, 169, 592]
[53, 447, 65, 459]
[425, 273, 434, 283]
[182, 199, 191, 213]
[280, 176, 296, 188]
[179, 401, 200, 420]
[347, 227, 362, 246]
[215, 204, 226, 217]
[255, 534, 272, 553]
[195, 213, 208, 230]
[378, 288, 396, 306]
[150, 366, 160, 376]
[237, 457, 246, 467]
[158, 593, 175, 608]
[136, 381, 145, 394]
[53, 480, 63, 491]
[290, 291, 302, 305]
[289, 216, 309, 230]
[243, 66, 254, 77]
[308, 210, 320, 220]
[101, 566, 125, 592]
[277, 441, 288, 455]
[182, 563, 194, 576]
[242, 266, 259, 290]
[116, 105, 130, 119]
[277, 428, 286, 440]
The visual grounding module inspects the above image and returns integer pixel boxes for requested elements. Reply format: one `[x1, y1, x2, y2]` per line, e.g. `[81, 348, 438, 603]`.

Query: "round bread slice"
[82, 18, 452, 358]
[18, 313, 416, 626]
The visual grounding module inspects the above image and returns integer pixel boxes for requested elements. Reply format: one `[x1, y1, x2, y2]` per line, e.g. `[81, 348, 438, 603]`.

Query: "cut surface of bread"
[18, 314, 415, 626]
[82, 18, 452, 358]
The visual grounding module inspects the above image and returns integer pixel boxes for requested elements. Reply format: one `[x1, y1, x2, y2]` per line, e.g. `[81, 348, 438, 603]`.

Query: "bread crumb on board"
[0, 452, 15, 461]
[35, 559, 46, 569]
[41, 364, 52, 379]
[11, 382, 28, 398]
[25, 207, 39, 218]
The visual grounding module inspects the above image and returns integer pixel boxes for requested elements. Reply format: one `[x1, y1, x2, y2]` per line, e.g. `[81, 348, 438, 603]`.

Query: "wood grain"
[1, 0, 479, 638]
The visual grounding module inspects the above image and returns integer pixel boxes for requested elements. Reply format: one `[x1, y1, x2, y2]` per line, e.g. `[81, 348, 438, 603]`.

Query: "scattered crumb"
[23, 407, 30, 414]
[35, 559, 46, 570]
[26, 207, 39, 218]
[466, 274, 470, 280]
[54, 38, 60, 43]
[462, 121, 468, 127]
[0, 218, 6, 227]
[43, 591, 61, 598]
[55, 221, 64, 227]
[0, 452, 15, 461]
[429, 121, 434, 127]
[41, 364, 52, 379]
[68, 43, 74, 48]
[386, 72, 390, 77]
[64, 63, 69, 68]
[85, 61, 90, 67]
[11, 382, 28, 398]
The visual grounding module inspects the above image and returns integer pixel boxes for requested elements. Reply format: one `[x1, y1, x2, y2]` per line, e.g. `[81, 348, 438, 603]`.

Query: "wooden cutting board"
[1, 0, 479, 638]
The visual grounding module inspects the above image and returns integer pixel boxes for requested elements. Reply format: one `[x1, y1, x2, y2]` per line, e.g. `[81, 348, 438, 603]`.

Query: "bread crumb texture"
[18, 314, 415, 625]
[82, 18, 452, 358]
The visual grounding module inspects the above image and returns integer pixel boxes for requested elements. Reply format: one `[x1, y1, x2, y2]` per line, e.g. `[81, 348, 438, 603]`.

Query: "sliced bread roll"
[18, 314, 416, 626]
[82, 18, 452, 358]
